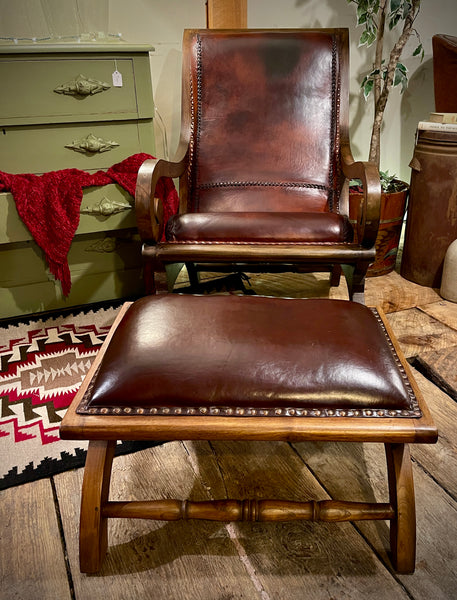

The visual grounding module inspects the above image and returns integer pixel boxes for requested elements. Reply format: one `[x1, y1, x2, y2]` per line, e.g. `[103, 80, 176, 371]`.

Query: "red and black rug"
[0, 303, 156, 490]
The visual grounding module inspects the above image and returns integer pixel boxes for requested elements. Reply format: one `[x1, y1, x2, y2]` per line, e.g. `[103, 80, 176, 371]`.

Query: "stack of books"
[418, 112, 457, 132]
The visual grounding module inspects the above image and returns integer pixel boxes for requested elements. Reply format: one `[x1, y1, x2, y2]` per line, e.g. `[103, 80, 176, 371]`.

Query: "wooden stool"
[60, 295, 437, 574]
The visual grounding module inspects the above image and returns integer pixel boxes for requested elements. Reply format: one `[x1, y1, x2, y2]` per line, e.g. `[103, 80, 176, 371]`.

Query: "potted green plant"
[347, 0, 423, 275]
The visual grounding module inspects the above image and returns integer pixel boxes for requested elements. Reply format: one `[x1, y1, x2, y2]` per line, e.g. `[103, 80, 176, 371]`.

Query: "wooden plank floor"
[1, 270, 457, 599]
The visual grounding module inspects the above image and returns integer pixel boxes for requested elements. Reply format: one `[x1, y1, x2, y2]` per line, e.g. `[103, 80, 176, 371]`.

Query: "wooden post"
[385, 443, 416, 573]
[79, 440, 116, 573]
[206, 0, 247, 28]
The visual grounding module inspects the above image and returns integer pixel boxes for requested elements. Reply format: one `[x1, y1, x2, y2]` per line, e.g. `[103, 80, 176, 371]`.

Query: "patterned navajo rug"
[0, 303, 155, 490]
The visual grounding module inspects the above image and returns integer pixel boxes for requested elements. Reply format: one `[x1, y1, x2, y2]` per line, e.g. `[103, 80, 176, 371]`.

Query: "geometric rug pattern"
[0, 304, 154, 489]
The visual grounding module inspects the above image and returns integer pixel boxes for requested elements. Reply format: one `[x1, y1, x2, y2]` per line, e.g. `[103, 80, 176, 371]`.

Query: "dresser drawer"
[0, 268, 144, 320]
[0, 184, 141, 245]
[0, 54, 153, 126]
[0, 231, 144, 319]
[0, 119, 153, 173]
[0, 230, 142, 286]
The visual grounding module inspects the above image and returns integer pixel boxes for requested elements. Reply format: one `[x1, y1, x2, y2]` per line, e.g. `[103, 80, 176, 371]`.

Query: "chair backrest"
[181, 28, 350, 215]
[432, 34, 457, 113]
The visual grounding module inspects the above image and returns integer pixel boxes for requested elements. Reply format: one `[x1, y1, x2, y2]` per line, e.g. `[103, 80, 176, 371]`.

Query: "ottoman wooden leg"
[79, 440, 116, 573]
[385, 443, 416, 574]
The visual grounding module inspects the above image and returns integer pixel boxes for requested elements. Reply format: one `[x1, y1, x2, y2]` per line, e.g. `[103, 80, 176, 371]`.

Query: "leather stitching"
[197, 181, 329, 191]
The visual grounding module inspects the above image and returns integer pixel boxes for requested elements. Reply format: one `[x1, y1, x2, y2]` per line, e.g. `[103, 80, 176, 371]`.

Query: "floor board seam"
[408, 355, 457, 402]
[410, 456, 457, 504]
[182, 441, 271, 600]
[51, 476, 76, 600]
[416, 305, 457, 334]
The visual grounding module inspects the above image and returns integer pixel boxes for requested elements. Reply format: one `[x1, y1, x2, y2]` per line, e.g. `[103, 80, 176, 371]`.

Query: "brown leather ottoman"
[60, 295, 437, 574]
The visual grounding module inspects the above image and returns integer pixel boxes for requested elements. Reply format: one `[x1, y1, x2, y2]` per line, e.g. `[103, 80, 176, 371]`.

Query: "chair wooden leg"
[385, 443, 416, 573]
[186, 262, 201, 291]
[342, 261, 370, 304]
[330, 265, 342, 287]
[79, 440, 116, 573]
[143, 262, 157, 294]
[143, 259, 171, 294]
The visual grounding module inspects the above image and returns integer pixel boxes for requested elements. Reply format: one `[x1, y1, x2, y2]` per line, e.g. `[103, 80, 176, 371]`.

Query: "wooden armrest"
[341, 145, 381, 248]
[135, 142, 189, 243]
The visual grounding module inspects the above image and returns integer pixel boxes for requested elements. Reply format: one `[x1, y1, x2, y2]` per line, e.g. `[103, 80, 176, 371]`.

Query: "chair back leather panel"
[433, 34, 457, 112]
[184, 29, 346, 214]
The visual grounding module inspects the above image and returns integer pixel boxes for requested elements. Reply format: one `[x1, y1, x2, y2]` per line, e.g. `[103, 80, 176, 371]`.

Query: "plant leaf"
[403, 0, 412, 19]
[357, 3, 368, 23]
[413, 43, 424, 61]
[389, 13, 401, 29]
[363, 78, 375, 100]
[390, 0, 402, 12]
[360, 27, 377, 47]
[393, 63, 409, 91]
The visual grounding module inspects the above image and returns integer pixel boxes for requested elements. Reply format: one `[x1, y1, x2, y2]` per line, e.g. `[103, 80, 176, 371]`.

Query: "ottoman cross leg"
[385, 442, 416, 574]
[79, 440, 116, 574]
[79, 438, 416, 574]
[61, 296, 437, 575]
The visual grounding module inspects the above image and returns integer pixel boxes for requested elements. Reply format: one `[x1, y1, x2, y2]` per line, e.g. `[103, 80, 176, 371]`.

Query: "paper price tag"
[112, 70, 123, 87]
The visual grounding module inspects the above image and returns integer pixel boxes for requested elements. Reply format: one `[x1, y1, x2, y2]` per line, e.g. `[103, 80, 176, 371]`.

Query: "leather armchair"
[433, 34, 457, 112]
[135, 29, 381, 302]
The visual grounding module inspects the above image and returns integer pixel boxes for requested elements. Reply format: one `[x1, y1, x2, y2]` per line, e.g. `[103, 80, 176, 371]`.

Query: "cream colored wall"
[247, 0, 457, 182]
[110, 0, 206, 160]
[111, 1, 456, 181]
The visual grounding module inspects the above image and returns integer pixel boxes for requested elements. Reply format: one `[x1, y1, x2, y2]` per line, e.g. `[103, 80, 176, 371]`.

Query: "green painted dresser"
[0, 43, 155, 319]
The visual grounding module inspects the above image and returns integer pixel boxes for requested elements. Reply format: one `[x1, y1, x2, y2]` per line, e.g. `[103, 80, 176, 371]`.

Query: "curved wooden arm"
[135, 142, 189, 243]
[341, 144, 381, 249]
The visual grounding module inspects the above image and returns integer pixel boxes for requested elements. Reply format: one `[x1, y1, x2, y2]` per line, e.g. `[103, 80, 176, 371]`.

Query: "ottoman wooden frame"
[61, 298, 438, 575]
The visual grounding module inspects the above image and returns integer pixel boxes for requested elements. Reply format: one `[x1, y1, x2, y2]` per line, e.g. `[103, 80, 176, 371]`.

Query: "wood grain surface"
[2, 271, 457, 599]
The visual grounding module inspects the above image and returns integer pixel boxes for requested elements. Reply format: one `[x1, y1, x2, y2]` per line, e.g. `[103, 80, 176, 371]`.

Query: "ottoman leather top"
[77, 296, 420, 419]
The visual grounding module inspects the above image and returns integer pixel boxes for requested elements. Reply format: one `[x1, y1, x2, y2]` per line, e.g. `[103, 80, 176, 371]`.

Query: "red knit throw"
[0, 154, 179, 296]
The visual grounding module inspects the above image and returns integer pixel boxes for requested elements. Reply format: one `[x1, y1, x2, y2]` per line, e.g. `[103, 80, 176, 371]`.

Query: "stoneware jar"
[440, 239, 457, 302]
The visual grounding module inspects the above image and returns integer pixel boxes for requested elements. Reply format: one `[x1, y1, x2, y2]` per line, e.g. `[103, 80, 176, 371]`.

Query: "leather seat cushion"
[77, 295, 420, 419]
[165, 212, 354, 244]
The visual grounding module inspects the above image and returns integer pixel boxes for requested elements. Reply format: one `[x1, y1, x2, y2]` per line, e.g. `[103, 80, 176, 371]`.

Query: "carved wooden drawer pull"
[81, 197, 132, 216]
[65, 133, 119, 154]
[54, 74, 110, 96]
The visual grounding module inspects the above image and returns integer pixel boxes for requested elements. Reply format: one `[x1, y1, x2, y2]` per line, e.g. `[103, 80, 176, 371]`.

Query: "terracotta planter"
[349, 183, 409, 277]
